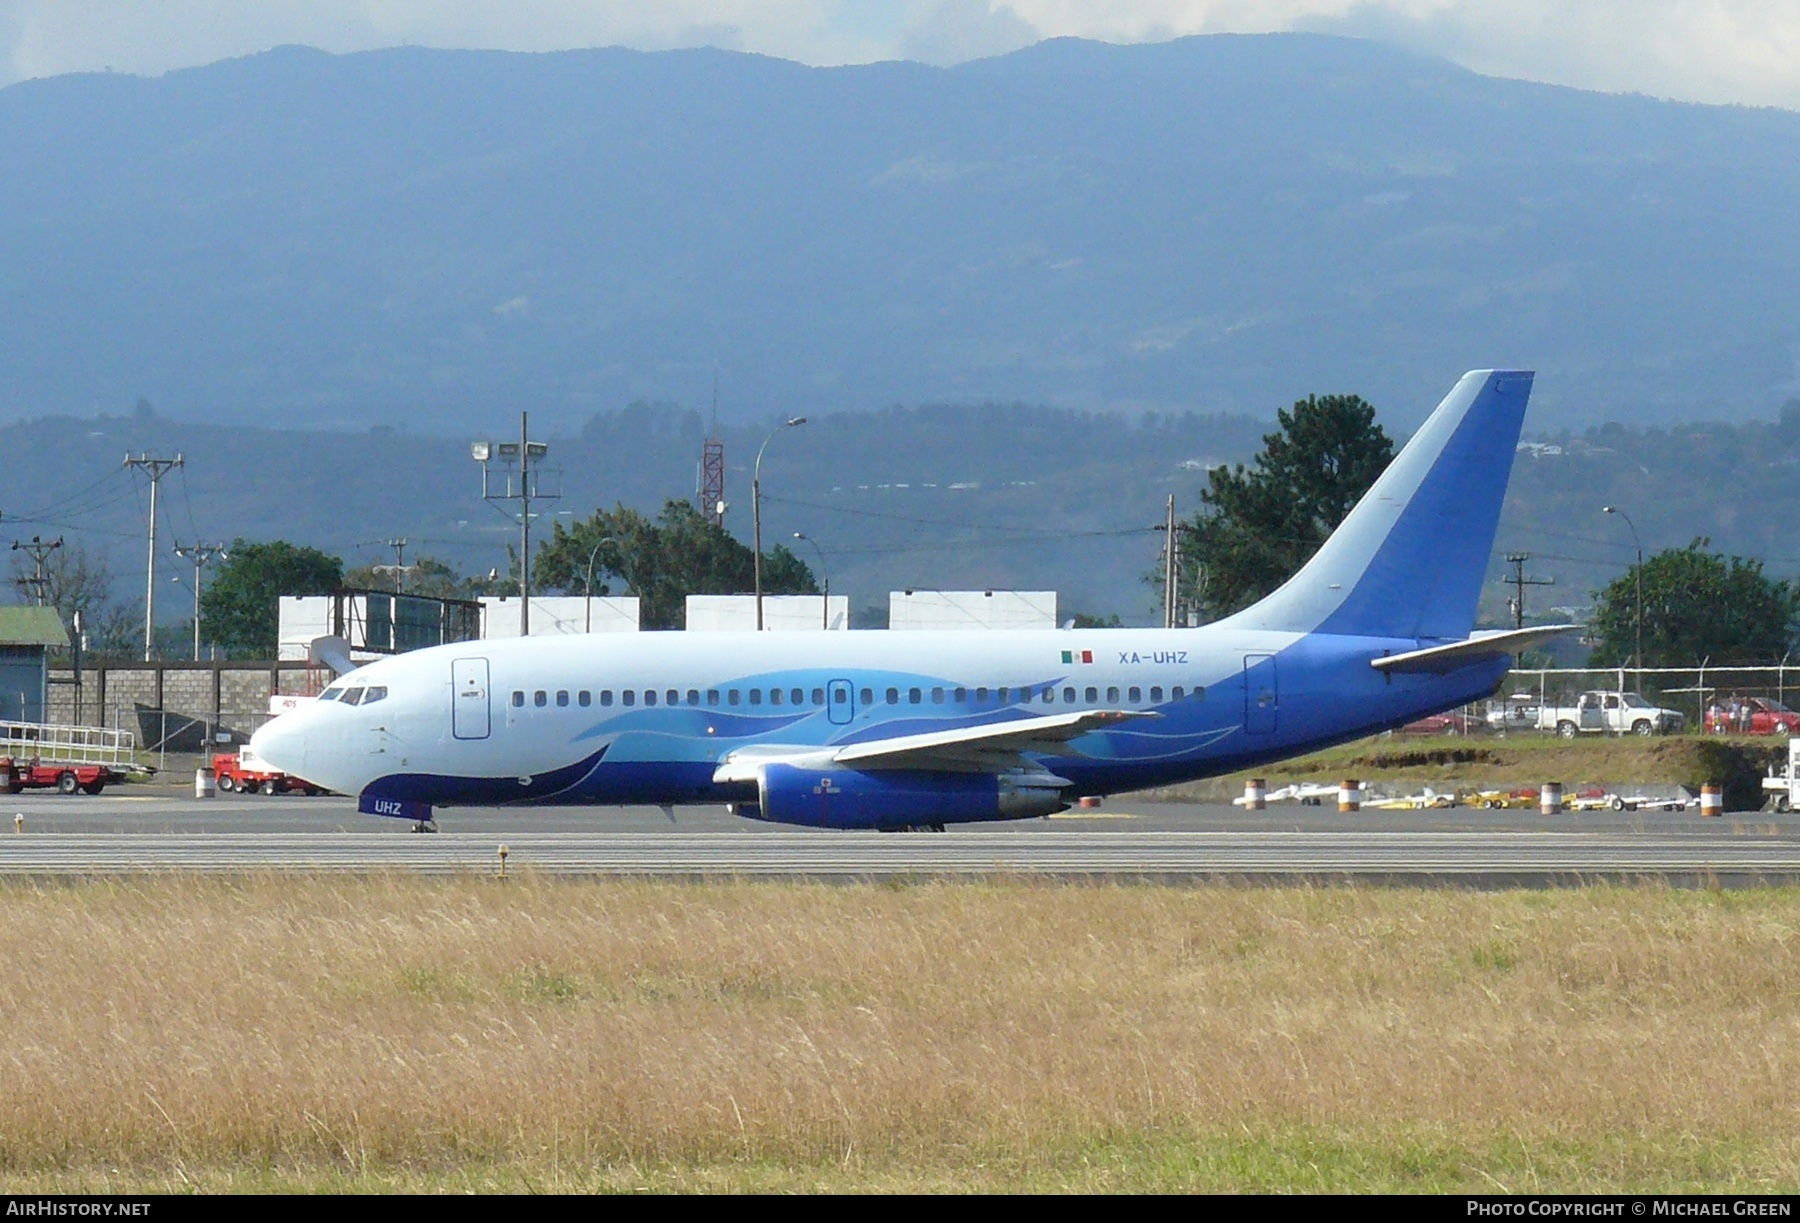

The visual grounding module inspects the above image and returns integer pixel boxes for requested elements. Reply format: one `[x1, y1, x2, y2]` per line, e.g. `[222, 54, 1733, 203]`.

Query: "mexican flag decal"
[1061, 650, 1094, 664]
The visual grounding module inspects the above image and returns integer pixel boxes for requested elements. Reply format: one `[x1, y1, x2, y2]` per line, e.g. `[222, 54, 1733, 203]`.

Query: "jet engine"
[748, 763, 1067, 829]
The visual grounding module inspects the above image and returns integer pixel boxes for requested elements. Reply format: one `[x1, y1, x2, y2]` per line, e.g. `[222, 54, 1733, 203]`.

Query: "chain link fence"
[1416, 666, 1800, 737]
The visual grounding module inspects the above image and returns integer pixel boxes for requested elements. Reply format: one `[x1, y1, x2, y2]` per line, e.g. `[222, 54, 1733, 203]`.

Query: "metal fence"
[0, 720, 138, 766]
[1428, 666, 1800, 737]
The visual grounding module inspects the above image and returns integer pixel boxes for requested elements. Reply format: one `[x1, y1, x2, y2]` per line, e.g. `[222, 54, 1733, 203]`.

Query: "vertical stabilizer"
[1218, 370, 1534, 640]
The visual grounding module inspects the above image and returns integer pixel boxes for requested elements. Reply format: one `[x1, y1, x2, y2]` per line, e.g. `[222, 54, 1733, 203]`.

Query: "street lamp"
[792, 532, 831, 630]
[753, 416, 807, 631]
[1602, 505, 1643, 674]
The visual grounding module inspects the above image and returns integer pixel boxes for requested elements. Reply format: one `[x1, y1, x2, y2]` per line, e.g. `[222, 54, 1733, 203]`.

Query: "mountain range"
[1, 34, 1798, 434]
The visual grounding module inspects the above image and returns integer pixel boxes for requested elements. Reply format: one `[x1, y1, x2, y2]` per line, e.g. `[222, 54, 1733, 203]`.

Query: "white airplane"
[252, 370, 1573, 830]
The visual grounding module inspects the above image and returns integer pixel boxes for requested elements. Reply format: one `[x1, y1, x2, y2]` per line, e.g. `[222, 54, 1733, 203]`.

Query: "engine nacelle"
[751, 763, 1067, 829]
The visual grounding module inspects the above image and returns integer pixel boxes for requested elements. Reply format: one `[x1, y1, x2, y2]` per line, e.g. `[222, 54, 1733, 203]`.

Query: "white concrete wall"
[480, 596, 640, 637]
[684, 595, 850, 631]
[888, 590, 1057, 631]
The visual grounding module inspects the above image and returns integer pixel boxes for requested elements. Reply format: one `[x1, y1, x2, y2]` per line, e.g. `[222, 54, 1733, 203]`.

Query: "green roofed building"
[0, 607, 69, 723]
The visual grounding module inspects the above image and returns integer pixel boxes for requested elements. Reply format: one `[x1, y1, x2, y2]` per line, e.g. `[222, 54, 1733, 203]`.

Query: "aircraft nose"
[250, 718, 304, 777]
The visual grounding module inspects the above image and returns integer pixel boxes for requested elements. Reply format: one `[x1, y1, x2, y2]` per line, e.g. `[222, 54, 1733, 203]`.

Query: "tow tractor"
[213, 745, 325, 796]
[0, 720, 148, 794]
[1763, 737, 1800, 812]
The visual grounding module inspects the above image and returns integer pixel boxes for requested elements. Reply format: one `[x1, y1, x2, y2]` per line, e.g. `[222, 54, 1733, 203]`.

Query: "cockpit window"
[318, 686, 343, 701]
[339, 687, 365, 706]
[362, 686, 388, 705]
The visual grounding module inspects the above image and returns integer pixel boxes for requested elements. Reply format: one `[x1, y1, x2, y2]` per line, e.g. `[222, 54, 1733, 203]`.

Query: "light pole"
[172, 542, 226, 661]
[792, 532, 830, 629]
[1602, 506, 1643, 674]
[753, 416, 806, 631]
[472, 416, 556, 637]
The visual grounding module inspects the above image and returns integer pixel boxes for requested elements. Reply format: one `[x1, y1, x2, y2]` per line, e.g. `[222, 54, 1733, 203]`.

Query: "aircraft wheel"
[55, 772, 79, 795]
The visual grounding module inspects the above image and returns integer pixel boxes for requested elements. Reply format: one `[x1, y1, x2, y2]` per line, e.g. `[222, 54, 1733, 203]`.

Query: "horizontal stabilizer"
[1371, 624, 1580, 674]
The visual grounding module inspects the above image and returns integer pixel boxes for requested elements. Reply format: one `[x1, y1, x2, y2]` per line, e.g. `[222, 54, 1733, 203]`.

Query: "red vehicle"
[0, 757, 126, 795]
[213, 749, 325, 796]
[1704, 697, 1800, 736]
[1399, 710, 1483, 735]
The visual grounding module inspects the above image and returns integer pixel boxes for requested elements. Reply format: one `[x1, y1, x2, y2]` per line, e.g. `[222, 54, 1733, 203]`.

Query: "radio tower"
[700, 366, 727, 528]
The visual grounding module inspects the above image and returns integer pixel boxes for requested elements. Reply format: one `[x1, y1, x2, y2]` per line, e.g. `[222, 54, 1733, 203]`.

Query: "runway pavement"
[1, 790, 1798, 883]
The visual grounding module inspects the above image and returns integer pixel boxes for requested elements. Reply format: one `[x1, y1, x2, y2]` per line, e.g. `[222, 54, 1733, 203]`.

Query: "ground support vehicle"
[213, 747, 325, 796]
[1537, 691, 1685, 738]
[0, 719, 146, 794]
[1762, 738, 1800, 812]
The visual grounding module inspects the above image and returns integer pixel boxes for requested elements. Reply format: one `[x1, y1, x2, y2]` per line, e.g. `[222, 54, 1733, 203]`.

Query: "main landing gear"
[411, 819, 439, 834]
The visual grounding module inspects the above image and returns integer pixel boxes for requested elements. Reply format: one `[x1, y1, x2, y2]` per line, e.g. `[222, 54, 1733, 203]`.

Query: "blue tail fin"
[1219, 370, 1534, 640]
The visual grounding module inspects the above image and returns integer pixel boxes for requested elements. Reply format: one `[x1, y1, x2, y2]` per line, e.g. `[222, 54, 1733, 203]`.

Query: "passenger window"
[1042, 687, 1055, 704]
[749, 689, 762, 706]
[1172, 686, 1184, 701]
[998, 687, 1010, 703]
[645, 690, 657, 706]
[792, 688, 805, 706]
[600, 691, 613, 707]
[1191, 686, 1205, 701]
[1107, 687, 1120, 703]
[1085, 687, 1097, 703]
[362, 686, 387, 704]
[860, 688, 873, 705]
[1128, 687, 1141, 703]
[511, 690, 524, 707]
[623, 691, 635, 706]
[976, 687, 988, 702]
[1150, 686, 1164, 702]
[769, 688, 783, 706]
[728, 690, 740, 706]
[932, 687, 944, 704]
[533, 690, 547, 707]
[811, 688, 825, 706]
[1064, 687, 1077, 704]
[667, 690, 679, 706]
[556, 690, 569, 707]
[708, 690, 720, 706]
[886, 688, 899, 705]
[909, 688, 922, 704]
[687, 690, 700, 706]
[341, 688, 365, 706]
[579, 691, 591, 707]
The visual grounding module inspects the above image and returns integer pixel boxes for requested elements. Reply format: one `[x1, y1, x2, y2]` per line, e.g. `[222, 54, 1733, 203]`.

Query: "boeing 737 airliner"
[251, 369, 1570, 829]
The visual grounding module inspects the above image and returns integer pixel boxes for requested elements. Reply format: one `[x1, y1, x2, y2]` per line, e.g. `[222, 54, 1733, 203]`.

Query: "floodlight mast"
[472, 415, 558, 636]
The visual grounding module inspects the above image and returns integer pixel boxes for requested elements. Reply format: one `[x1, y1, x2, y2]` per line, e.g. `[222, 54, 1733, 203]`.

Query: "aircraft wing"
[713, 709, 1156, 783]
[1371, 624, 1580, 674]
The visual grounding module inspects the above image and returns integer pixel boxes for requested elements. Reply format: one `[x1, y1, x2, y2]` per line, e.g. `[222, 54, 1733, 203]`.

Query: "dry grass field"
[2, 875, 1799, 1192]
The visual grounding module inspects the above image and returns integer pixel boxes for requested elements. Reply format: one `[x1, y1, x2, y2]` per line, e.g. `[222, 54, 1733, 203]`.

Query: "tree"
[1168, 394, 1393, 617]
[534, 499, 816, 629]
[1588, 540, 1797, 668]
[8, 540, 140, 657]
[200, 539, 344, 657]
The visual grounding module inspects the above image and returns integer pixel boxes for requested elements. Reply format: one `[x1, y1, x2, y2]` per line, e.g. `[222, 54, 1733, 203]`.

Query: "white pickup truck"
[1538, 691, 1687, 738]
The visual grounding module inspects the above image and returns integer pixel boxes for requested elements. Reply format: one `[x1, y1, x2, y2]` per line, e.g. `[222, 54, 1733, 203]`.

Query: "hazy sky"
[2, 1, 1796, 110]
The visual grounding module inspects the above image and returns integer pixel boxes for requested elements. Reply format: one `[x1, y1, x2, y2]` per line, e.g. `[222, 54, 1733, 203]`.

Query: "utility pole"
[11, 535, 62, 606]
[123, 453, 183, 660]
[1163, 495, 1178, 629]
[752, 416, 806, 631]
[172, 542, 227, 660]
[380, 537, 410, 593]
[472, 416, 556, 637]
[1503, 552, 1555, 631]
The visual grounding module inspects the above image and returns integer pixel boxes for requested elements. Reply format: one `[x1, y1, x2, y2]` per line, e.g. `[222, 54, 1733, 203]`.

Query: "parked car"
[1486, 694, 1541, 731]
[1705, 696, 1800, 736]
[1400, 710, 1483, 735]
